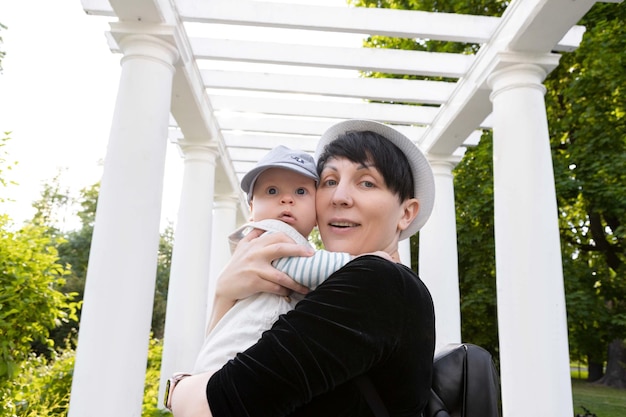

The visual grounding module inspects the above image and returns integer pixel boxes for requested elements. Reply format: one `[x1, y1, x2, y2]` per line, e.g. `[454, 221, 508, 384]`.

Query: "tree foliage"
[0, 138, 78, 380]
[545, 3, 626, 383]
[152, 223, 174, 339]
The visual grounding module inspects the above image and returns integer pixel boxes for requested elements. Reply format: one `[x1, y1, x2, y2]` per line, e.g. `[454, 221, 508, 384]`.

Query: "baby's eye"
[267, 187, 278, 195]
[296, 188, 307, 195]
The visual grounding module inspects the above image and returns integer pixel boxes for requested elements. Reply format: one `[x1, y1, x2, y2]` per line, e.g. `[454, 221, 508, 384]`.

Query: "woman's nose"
[331, 183, 352, 207]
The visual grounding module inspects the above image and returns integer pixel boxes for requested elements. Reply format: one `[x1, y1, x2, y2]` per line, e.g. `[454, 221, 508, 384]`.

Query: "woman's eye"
[362, 180, 374, 188]
[323, 179, 337, 187]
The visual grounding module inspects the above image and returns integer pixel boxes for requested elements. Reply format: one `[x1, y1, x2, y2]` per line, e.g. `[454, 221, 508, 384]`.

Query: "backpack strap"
[354, 375, 390, 417]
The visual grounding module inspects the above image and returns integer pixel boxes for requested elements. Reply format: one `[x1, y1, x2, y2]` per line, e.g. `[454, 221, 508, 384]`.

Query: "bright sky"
[0, 1, 183, 230]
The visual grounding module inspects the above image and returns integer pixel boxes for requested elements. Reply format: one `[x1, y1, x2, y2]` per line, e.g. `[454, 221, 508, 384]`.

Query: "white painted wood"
[176, 0, 584, 51]
[68, 34, 179, 417]
[191, 38, 473, 78]
[202, 70, 454, 105]
[419, 158, 462, 352]
[489, 63, 573, 417]
[223, 132, 320, 153]
[158, 144, 218, 407]
[209, 94, 440, 125]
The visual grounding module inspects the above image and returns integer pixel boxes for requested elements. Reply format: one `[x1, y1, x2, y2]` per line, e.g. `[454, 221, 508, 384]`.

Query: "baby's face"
[250, 168, 317, 237]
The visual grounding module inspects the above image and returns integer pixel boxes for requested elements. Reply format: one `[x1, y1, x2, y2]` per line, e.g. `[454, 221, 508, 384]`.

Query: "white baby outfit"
[192, 219, 352, 373]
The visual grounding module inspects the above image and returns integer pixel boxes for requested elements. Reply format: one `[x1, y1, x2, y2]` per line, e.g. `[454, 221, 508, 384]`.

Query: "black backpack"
[426, 343, 501, 417]
[357, 343, 501, 417]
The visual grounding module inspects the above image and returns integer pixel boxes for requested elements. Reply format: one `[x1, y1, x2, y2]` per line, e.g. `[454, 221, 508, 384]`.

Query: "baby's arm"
[272, 250, 352, 289]
[273, 250, 395, 289]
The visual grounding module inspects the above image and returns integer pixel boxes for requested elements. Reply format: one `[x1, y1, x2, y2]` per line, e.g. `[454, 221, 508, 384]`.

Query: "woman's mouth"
[329, 221, 359, 229]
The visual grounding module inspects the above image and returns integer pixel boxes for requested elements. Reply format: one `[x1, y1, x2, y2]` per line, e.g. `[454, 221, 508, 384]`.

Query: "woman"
[170, 119, 436, 416]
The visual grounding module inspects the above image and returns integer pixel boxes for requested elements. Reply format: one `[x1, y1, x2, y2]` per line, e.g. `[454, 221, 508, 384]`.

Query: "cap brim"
[241, 162, 319, 201]
[315, 119, 435, 240]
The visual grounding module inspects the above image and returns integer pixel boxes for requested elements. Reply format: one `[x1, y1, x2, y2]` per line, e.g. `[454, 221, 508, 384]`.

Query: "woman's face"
[316, 156, 419, 257]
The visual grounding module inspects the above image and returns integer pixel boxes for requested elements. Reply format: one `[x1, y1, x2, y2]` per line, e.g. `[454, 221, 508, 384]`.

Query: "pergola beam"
[83, 0, 586, 52]
[191, 38, 473, 78]
[209, 94, 441, 126]
[177, 0, 583, 51]
[201, 70, 455, 105]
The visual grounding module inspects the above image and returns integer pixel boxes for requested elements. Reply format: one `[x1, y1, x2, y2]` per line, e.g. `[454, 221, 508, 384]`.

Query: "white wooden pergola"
[69, 1, 619, 416]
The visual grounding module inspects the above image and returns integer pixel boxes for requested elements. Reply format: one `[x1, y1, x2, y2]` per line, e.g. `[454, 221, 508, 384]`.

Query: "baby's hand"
[356, 251, 393, 262]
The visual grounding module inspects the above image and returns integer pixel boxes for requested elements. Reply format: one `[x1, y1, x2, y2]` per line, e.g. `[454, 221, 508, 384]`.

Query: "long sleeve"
[206, 256, 435, 417]
[229, 219, 352, 289]
[272, 249, 352, 289]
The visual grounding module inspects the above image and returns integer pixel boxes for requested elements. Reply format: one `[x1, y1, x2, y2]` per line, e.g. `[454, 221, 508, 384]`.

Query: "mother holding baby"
[171, 119, 437, 417]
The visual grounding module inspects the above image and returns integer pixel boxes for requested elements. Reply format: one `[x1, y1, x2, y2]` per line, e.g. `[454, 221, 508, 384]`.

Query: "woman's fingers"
[217, 230, 313, 301]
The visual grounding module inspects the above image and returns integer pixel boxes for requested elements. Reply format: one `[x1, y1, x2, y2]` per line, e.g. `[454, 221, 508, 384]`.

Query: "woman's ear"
[397, 198, 420, 233]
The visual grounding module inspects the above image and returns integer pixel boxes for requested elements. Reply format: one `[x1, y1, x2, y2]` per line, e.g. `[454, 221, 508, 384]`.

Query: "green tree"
[545, 3, 626, 385]
[0, 137, 78, 380]
[48, 183, 100, 349]
[31, 169, 70, 232]
[152, 223, 174, 339]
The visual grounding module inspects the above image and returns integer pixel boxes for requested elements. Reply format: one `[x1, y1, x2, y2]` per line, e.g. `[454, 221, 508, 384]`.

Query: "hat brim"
[315, 119, 435, 240]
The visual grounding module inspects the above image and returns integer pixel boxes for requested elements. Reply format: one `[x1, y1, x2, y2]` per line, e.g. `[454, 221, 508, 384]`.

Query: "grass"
[571, 378, 626, 417]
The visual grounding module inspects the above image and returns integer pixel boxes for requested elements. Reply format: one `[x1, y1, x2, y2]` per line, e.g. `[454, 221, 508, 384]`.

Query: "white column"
[159, 142, 218, 405]
[68, 35, 179, 417]
[206, 196, 239, 326]
[488, 63, 572, 417]
[398, 238, 411, 268]
[418, 158, 462, 352]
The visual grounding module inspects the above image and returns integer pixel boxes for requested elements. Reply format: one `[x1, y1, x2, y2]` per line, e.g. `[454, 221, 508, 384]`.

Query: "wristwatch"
[164, 372, 192, 411]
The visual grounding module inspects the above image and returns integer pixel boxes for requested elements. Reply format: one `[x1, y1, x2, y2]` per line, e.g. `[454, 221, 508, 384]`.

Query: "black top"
[207, 255, 435, 416]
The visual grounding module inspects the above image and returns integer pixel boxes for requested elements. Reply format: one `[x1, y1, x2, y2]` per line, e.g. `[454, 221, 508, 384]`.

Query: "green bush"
[0, 349, 74, 416]
[0, 214, 79, 380]
[142, 338, 170, 417]
[0, 337, 169, 417]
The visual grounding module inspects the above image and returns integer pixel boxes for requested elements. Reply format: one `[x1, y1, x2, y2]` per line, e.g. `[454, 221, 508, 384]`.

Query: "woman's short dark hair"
[316, 130, 415, 202]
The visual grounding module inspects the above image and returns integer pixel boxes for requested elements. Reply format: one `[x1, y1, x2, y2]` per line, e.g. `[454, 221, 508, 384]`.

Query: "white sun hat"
[315, 119, 435, 240]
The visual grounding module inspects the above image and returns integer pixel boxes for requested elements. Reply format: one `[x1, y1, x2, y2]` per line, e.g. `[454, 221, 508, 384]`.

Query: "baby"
[192, 145, 354, 373]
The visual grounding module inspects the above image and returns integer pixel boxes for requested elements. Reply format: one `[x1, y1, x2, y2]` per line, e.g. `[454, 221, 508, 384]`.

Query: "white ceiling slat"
[201, 70, 455, 105]
[191, 38, 473, 78]
[216, 113, 427, 140]
[178, 0, 497, 43]
[223, 132, 320, 153]
[215, 114, 339, 136]
[176, 0, 585, 52]
[208, 94, 440, 125]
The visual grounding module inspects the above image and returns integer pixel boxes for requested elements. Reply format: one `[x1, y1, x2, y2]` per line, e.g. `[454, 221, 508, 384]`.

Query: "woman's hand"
[170, 372, 214, 417]
[208, 229, 313, 331]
